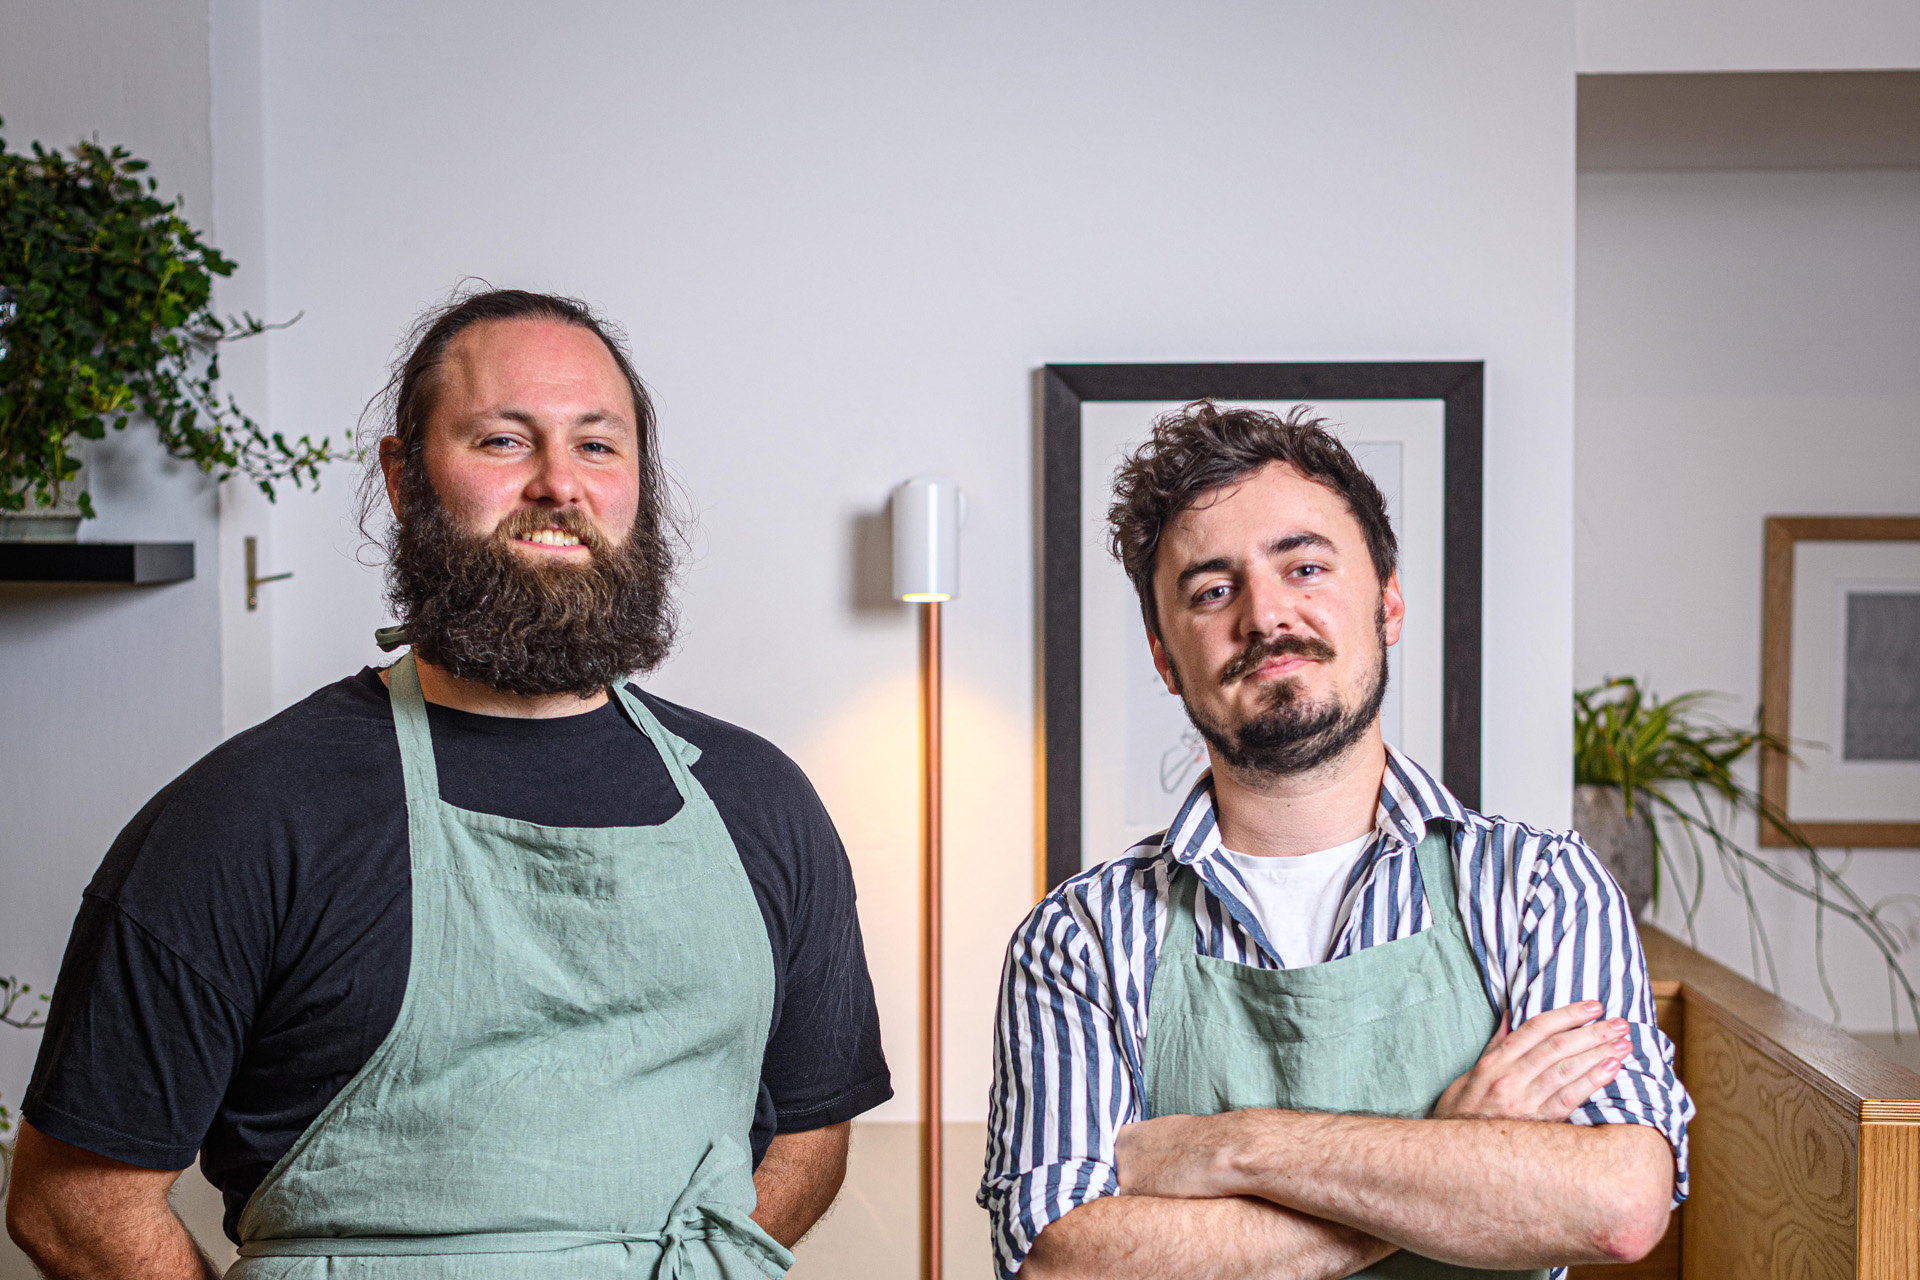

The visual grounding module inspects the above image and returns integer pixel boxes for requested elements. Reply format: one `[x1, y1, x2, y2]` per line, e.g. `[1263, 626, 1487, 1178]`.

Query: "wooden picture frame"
[1760, 515, 1920, 848]
[1038, 362, 1484, 891]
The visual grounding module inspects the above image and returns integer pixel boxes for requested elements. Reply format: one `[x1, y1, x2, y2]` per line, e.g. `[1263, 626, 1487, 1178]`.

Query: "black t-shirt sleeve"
[24, 896, 246, 1170]
[754, 778, 892, 1131]
[657, 694, 892, 1134]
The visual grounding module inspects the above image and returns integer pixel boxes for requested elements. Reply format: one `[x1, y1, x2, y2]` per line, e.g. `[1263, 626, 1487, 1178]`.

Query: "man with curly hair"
[982, 401, 1691, 1280]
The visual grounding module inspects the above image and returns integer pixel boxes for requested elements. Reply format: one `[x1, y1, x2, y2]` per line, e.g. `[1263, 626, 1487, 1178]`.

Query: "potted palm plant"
[1573, 676, 1919, 1033]
[0, 120, 341, 538]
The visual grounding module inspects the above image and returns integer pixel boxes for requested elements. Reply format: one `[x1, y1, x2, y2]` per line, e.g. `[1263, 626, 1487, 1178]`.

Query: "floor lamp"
[892, 477, 963, 1280]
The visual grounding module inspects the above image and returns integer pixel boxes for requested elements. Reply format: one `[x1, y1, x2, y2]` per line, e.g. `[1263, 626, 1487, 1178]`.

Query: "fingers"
[1512, 1013, 1625, 1071]
[1543, 1052, 1629, 1120]
[1498, 1000, 1604, 1059]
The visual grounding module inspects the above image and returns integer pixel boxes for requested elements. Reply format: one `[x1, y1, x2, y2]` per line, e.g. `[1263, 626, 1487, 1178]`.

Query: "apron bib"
[232, 653, 793, 1279]
[1143, 829, 1549, 1280]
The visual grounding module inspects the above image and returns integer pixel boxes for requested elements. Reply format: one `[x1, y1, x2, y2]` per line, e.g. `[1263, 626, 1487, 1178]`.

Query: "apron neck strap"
[386, 652, 442, 801]
[386, 655, 705, 808]
[1158, 865, 1205, 977]
[609, 682, 703, 803]
[1408, 824, 1465, 938]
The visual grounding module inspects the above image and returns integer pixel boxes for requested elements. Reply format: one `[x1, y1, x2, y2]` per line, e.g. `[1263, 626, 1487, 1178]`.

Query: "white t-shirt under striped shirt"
[1219, 832, 1372, 968]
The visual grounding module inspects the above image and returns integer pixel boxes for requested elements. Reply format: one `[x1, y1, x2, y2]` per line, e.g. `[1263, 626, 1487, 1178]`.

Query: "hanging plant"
[0, 975, 47, 1138]
[0, 118, 344, 516]
[1573, 676, 1920, 1036]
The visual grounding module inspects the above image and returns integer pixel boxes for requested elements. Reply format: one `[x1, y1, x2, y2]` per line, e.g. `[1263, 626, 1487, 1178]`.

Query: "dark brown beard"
[384, 464, 677, 696]
[1177, 618, 1387, 778]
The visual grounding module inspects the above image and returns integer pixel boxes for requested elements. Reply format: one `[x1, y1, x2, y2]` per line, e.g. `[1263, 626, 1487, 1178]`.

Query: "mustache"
[1218, 634, 1337, 686]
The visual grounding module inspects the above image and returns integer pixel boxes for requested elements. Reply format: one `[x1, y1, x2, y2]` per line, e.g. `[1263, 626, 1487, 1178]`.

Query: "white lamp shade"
[892, 477, 964, 602]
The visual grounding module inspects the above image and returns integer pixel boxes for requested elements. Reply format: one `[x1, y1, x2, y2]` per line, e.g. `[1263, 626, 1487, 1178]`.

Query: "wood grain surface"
[1858, 1120, 1920, 1279]
[1682, 1013, 1856, 1279]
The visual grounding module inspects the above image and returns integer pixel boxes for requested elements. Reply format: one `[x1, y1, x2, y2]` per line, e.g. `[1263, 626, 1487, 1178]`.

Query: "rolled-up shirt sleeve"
[979, 891, 1135, 1278]
[1506, 832, 1695, 1205]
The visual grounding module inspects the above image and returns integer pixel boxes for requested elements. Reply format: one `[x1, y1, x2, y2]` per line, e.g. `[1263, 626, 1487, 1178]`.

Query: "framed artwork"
[1761, 516, 1920, 848]
[1039, 362, 1485, 890]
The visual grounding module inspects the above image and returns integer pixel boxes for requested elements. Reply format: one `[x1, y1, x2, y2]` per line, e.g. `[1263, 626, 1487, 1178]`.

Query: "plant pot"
[1573, 784, 1654, 920]
[2, 441, 89, 542]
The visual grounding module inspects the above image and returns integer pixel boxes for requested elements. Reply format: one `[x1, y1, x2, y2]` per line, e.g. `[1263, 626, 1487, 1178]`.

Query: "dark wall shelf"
[0, 542, 195, 584]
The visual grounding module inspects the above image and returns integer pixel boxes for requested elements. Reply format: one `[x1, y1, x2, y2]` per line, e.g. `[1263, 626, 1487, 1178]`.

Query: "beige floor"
[2, 1124, 993, 1279]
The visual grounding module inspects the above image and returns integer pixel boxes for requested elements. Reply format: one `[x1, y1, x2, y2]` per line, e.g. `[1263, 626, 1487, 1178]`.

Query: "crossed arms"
[1018, 1004, 1676, 1280]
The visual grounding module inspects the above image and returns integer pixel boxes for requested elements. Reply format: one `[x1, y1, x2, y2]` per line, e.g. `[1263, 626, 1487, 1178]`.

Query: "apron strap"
[240, 1145, 793, 1278]
[385, 652, 442, 803]
[1156, 864, 1204, 981]
[1408, 824, 1467, 942]
[611, 682, 705, 787]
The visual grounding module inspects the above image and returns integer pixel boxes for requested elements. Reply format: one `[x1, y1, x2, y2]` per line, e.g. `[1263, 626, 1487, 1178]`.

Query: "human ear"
[1380, 570, 1406, 647]
[379, 437, 406, 520]
[1147, 627, 1182, 696]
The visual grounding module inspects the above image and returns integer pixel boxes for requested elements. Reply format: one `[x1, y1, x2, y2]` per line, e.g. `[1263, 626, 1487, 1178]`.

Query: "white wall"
[0, 0, 224, 1133]
[1575, 167, 1920, 1031]
[1578, 0, 1920, 72]
[253, 0, 1580, 1138]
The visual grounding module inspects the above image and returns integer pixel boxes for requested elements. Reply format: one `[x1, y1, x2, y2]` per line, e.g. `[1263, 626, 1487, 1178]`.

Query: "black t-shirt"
[23, 669, 892, 1243]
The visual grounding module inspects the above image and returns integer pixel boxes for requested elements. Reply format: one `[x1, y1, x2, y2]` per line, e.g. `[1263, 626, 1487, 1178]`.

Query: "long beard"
[1178, 620, 1389, 779]
[384, 466, 677, 696]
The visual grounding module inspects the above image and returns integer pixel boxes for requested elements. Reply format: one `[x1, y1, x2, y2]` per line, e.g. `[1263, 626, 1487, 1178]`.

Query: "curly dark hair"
[1107, 399, 1397, 636]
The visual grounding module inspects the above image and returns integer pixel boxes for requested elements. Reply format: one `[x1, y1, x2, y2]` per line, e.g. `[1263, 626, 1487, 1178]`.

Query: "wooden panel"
[1639, 928, 1920, 1110]
[1682, 1014, 1857, 1278]
[1858, 1121, 1920, 1279]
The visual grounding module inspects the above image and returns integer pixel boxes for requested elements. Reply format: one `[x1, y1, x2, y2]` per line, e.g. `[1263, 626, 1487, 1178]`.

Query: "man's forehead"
[437, 319, 631, 417]
[1163, 461, 1356, 550]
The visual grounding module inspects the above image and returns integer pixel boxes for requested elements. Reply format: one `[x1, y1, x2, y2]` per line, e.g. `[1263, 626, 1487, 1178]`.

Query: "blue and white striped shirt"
[980, 748, 1692, 1279]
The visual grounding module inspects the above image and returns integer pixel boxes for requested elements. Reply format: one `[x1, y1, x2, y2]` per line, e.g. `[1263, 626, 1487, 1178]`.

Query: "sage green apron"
[1143, 828, 1550, 1280]
[231, 652, 793, 1279]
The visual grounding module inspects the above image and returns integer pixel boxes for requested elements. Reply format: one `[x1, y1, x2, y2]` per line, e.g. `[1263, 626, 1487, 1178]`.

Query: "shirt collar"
[1161, 744, 1466, 865]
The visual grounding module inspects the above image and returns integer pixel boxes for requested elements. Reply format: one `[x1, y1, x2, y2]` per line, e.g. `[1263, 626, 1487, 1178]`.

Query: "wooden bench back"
[1574, 926, 1920, 1280]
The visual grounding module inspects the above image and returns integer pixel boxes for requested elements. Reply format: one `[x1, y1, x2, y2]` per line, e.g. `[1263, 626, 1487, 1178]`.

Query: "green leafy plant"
[1574, 676, 1919, 1036]
[0, 119, 344, 516]
[1, 975, 48, 1137]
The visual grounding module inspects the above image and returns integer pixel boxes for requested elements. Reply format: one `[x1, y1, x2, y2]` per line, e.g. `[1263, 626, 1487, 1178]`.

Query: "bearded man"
[6, 289, 891, 1279]
[980, 402, 1691, 1280]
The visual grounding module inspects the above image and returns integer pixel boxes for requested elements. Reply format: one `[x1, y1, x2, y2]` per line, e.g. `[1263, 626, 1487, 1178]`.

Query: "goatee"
[1179, 623, 1388, 779]
[384, 467, 678, 697]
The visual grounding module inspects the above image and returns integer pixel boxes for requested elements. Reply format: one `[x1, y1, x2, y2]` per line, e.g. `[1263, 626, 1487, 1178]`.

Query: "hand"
[1113, 1112, 1243, 1200]
[1432, 1000, 1631, 1122]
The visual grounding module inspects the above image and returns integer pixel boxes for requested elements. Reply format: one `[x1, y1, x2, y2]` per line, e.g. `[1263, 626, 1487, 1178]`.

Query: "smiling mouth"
[516, 528, 583, 548]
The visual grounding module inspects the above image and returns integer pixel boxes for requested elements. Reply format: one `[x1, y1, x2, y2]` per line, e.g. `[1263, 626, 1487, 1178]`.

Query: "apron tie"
[237, 1143, 793, 1277]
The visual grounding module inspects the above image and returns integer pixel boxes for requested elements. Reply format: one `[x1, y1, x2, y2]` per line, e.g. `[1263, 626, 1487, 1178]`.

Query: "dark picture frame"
[1039, 362, 1485, 891]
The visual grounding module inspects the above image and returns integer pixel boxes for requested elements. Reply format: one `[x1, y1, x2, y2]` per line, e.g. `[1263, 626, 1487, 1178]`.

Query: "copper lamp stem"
[919, 600, 943, 1280]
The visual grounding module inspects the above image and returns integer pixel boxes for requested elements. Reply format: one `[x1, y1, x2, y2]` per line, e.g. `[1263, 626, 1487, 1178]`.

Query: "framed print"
[1040, 362, 1484, 890]
[1761, 516, 1920, 848]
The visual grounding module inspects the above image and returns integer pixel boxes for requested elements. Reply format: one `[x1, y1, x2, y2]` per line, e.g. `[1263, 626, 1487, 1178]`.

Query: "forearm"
[750, 1121, 850, 1247]
[1221, 1112, 1672, 1267]
[4, 1123, 218, 1280]
[1021, 1192, 1393, 1280]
